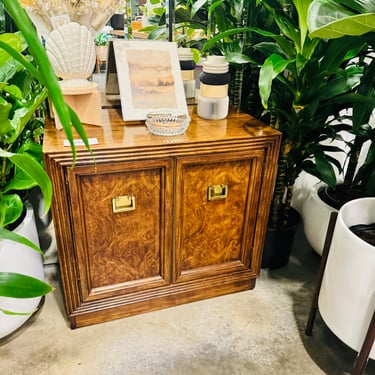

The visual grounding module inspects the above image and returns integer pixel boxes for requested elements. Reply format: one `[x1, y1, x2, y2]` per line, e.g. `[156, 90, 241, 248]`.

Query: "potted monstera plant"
[0, 0, 91, 338]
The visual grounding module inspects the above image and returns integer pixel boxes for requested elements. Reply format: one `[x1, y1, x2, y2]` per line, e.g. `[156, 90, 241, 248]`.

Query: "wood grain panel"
[174, 150, 264, 282]
[66, 160, 172, 300]
[82, 170, 160, 285]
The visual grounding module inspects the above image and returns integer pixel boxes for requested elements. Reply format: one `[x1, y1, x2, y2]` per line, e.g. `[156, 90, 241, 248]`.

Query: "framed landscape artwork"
[112, 40, 188, 121]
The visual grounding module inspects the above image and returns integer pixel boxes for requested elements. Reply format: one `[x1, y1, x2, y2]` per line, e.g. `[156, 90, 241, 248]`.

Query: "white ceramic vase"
[318, 197, 375, 359]
[0, 203, 44, 339]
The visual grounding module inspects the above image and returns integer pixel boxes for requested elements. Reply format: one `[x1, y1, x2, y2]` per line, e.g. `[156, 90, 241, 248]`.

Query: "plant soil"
[319, 185, 375, 247]
[349, 223, 375, 247]
[318, 184, 364, 210]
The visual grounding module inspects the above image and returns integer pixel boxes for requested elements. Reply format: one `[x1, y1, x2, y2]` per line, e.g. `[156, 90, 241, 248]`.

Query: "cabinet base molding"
[70, 274, 256, 328]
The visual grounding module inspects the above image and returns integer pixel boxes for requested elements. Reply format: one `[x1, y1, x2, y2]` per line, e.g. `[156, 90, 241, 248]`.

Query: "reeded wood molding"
[44, 106, 280, 163]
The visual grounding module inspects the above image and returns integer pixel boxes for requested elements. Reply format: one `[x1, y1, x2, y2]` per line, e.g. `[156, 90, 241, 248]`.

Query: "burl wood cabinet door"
[174, 150, 265, 283]
[66, 159, 173, 302]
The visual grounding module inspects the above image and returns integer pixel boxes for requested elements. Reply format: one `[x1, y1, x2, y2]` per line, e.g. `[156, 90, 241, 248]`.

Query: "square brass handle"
[207, 184, 228, 201]
[112, 195, 136, 213]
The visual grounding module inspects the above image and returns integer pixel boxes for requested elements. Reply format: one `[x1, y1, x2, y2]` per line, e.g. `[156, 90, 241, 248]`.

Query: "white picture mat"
[112, 40, 188, 121]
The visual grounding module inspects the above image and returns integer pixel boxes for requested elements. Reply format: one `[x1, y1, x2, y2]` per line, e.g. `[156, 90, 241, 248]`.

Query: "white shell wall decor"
[46, 22, 97, 90]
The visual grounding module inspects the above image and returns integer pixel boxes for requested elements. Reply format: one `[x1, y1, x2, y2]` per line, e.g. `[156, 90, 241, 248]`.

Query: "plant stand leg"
[96, 58, 106, 73]
[96, 58, 100, 74]
[351, 310, 375, 375]
[305, 211, 338, 335]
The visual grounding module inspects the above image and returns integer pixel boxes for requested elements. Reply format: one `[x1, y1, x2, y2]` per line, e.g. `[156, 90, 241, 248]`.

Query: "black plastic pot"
[261, 209, 301, 269]
[110, 14, 125, 30]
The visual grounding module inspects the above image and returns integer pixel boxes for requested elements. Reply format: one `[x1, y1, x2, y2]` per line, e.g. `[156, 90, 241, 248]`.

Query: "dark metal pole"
[166, 0, 174, 42]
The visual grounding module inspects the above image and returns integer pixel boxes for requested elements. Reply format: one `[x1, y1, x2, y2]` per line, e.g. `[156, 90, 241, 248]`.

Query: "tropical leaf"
[0, 227, 42, 253]
[225, 52, 258, 65]
[308, 0, 375, 39]
[191, 0, 210, 19]
[0, 272, 53, 298]
[0, 149, 52, 217]
[259, 54, 292, 108]
[0, 194, 23, 229]
[292, 0, 313, 50]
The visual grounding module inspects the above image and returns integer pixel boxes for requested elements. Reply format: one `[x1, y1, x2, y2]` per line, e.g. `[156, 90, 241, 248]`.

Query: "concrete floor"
[1, 220, 374, 375]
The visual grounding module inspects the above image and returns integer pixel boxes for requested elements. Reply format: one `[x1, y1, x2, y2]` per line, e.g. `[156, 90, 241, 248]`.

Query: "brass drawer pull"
[112, 195, 135, 213]
[207, 184, 228, 201]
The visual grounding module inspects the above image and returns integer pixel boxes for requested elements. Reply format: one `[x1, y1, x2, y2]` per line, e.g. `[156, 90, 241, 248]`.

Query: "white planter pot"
[301, 183, 338, 255]
[291, 171, 320, 215]
[318, 198, 375, 359]
[0, 203, 44, 339]
[95, 45, 108, 62]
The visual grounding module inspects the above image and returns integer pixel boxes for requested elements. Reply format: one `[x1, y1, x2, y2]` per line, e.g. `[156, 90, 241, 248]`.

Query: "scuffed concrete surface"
[1, 224, 374, 375]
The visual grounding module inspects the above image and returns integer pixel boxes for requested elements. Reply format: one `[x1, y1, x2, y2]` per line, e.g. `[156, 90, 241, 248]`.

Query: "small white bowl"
[145, 111, 190, 136]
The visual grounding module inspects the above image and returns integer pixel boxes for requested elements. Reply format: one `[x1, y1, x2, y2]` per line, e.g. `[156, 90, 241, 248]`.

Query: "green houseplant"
[94, 29, 112, 69]
[94, 31, 112, 47]
[307, 0, 375, 205]
[0, 0, 91, 316]
[142, 0, 373, 266]
[251, 0, 372, 223]
[238, 0, 374, 267]
[300, 0, 375, 255]
[0, 30, 53, 314]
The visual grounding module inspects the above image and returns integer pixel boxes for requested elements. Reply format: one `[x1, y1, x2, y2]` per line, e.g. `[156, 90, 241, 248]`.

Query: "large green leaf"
[191, 0, 210, 19]
[308, 0, 375, 39]
[337, 0, 375, 13]
[202, 27, 253, 52]
[0, 33, 22, 65]
[0, 149, 52, 217]
[0, 227, 42, 253]
[0, 33, 24, 83]
[352, 59, 375, 132]
[0, 193, 23, 228]
[259, 54, 292, 108]
[0, 97, 12, 134]
[225, 52, 258, 65]
[293, 0, 313, 50]
[6, 87, 48, 145]
[0, 272, 53, 298]
[312, 144, 338, 188]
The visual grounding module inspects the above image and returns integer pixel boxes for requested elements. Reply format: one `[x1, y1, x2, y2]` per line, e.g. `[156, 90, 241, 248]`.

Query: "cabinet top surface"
[43, 105, 280, 159]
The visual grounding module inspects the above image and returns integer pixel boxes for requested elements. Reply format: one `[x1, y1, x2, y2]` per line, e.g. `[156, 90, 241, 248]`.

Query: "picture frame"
[112, 40, 188, 122]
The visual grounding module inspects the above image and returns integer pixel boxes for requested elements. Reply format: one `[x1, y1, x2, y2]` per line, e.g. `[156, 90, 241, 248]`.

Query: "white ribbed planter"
[319, 198, 375, 359]
[95, 45, 108, 62]
[0, 203, 44, 339]
[301, 183, 338, 255]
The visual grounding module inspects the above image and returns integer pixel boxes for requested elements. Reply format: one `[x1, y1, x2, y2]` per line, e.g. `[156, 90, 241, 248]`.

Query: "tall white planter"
[301, 183, 338, 255]
[0, 203, 44, 339]
[319, 198, 375, 359]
